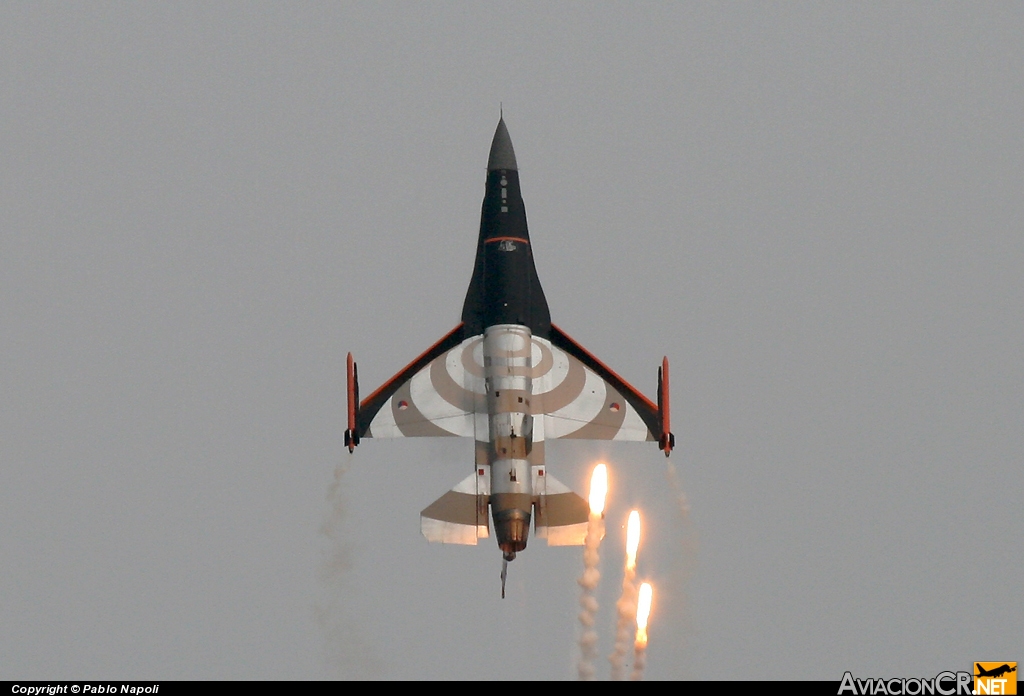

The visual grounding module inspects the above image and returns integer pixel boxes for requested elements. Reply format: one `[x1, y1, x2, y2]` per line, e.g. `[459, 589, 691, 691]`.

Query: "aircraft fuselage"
[467, 121, 551, 559]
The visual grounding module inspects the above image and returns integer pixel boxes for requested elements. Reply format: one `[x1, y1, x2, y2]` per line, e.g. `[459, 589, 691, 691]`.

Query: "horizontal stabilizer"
[420, 468, 490, 545]
[532, 466, 590, 546]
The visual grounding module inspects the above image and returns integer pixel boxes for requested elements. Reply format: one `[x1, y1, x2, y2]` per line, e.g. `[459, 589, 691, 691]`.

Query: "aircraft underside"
[343, 117, 673, 595]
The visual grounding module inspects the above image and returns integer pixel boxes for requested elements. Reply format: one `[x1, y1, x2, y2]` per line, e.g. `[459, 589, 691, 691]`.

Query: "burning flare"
[635, 582, 653, 646]
[629, 581, 653, 681]
[588, 463, 608, 515]
[625, 510, 641, 571]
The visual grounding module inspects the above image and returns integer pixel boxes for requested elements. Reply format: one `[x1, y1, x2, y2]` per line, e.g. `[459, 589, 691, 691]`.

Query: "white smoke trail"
[314, 461, 383, 678]
[630, 643, 647, 681]
[664, 458, 691, 519]
[577, 510, 604, 681]
[609, 510, 641, 680]
[319, 461, 353, 583]
[662, 458, 696, 680]
[609, 565, 637, 679]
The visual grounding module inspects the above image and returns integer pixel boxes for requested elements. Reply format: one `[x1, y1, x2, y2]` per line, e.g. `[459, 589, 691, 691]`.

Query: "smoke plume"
[609, 566, 637, 679]
[609, 510, 641, 679]
[577, 510, 604, 680]
[577, 463, 608, 681]
[630, 644, 647, 681]
[314, 461, 383, 678]
[664, 458, 691, 519]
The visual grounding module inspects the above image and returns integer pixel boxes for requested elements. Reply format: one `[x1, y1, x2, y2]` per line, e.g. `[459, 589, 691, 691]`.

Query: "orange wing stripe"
[550, 323, 659, 413]
[359, 323, 465, 410]
[485, 236, 530, 245]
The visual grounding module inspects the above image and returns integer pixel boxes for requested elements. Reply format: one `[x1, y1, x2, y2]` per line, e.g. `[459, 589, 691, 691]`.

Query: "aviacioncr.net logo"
[839, 671, 973, 695]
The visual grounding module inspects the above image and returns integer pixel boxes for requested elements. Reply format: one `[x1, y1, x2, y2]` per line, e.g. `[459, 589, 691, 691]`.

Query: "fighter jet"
[345, 118, 674, 586]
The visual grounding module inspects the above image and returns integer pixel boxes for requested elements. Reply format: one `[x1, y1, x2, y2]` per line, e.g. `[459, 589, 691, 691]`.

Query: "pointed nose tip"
[487, 117, 518, 171]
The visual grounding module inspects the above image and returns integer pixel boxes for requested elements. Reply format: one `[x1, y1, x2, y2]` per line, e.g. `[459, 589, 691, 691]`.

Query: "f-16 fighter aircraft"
[345, 118, 674, 588]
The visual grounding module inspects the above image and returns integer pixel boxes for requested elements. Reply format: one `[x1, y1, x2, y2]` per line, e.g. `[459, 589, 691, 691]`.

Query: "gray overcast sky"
[2, 2, 1021, 680]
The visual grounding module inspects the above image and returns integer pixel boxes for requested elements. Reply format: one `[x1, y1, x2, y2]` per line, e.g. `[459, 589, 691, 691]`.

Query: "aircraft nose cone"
[487, 117, 518, 171]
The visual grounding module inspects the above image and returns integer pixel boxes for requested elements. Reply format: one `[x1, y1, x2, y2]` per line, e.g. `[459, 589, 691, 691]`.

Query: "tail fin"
[420, 467, 490, 545]
[533, 466, 590, 545]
